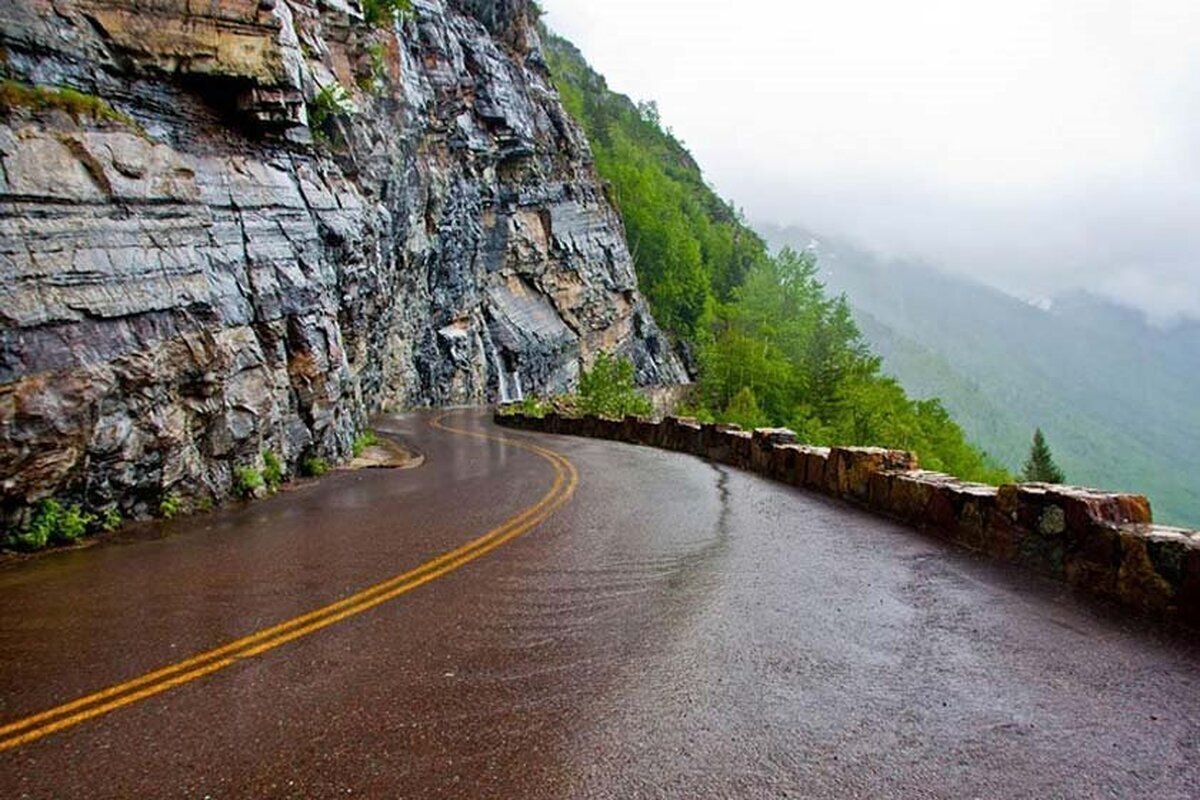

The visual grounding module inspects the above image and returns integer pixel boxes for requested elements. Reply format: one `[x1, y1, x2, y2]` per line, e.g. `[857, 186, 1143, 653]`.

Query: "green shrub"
[100, 507, 123, 533]
[362, 0, 413, 27]
[577, 352, 653, 419]
[352, 430, 379, 457]
[59, 505, 93, 542]
[723, 386, 769, 431]
[17, 500, 60, 550]
[262, 452, 285, 492]
[501, 396, 551, 418]
[300, 456, 330, 477]
[9, 499, 96, 550]
[159, 493, 183, 519]
[234, 466, 265, 498]
[308, 82, 354, 133]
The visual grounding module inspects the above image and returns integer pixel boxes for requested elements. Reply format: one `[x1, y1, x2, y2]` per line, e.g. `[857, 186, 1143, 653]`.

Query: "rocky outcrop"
[498, 411, 1200, 627]
[0, 0, 686, 525]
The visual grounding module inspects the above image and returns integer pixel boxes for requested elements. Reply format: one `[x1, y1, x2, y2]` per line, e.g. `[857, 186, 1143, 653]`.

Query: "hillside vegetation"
[543, 32, 1010, 483]
[759, 224, 1200, 527]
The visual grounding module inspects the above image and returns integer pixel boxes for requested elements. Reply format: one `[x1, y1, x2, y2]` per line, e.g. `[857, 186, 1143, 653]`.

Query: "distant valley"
[760, 224, 1200, 528]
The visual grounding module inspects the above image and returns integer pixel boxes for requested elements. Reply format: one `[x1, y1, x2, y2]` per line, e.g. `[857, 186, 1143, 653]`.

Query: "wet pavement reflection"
[1, 410, 1199, 798]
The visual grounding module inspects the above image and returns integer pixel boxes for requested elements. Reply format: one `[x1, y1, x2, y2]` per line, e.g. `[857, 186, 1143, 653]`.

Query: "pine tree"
[1021, 428, 1066, 483]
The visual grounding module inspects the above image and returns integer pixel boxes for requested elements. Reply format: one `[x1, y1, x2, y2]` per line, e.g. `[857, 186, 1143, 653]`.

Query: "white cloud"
[540, 0, 1200, 323]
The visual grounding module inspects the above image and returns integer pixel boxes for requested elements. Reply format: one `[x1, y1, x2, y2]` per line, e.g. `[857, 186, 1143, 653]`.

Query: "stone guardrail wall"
[496, 411, 1200, 627]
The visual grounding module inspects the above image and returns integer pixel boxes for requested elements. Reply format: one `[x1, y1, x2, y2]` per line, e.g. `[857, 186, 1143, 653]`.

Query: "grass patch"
[500, 396, 551, 418]
[159, 493, 183, 519]
[100, 507, 123, 533]
[7, 500, 95, 550]
[263, 452, 285, 492]
[352, 431, 379, 458]
[234, 466, 265, 499]
[300, 456, 330, 477]
[0, 80, 136, 127]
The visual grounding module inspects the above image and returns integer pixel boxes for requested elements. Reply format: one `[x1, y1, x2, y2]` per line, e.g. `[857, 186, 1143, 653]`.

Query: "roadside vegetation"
[500, 353, 651, 421]
[3, 438, 374, 554]
[352, 431, 380, 457]
[542, 31, 1011, 484]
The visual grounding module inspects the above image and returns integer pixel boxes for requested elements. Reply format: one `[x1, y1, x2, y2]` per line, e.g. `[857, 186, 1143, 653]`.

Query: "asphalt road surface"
[1, 409, 1198, 798]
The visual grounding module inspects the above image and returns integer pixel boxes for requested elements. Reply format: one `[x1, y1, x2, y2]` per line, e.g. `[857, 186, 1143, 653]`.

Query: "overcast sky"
[539, 0, 1200, 325]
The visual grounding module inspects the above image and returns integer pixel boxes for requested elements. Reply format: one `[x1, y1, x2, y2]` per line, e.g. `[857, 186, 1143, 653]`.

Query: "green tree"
[578, 352, 653, 418]
[1021, 428, 1066, 483]
[723, 386, 769, 430]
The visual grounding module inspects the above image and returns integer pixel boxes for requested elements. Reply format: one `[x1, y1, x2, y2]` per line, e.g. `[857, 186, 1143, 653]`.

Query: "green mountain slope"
[761, 224, 1200, 527]
[543, 31, 1009, 484]
[544, 32, 768, 341]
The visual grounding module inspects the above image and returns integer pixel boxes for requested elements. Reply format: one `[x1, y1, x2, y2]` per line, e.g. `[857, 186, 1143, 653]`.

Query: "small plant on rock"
[234, 466, 265, 499]
[0, 80, 138, 128]
[100, 507, 123, 533]
[361, 0, 413, 28]
[502, 396, 551, 418]
[262, 452, 285, 492]
[307, 82, 355, 137]
[301, 456, 330, 477]
[159, 493, 183, 519]
[352, 431, 379, 458]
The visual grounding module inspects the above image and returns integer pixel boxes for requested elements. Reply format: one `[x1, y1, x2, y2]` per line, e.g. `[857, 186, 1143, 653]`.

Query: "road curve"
[1, 409, 1198, 798]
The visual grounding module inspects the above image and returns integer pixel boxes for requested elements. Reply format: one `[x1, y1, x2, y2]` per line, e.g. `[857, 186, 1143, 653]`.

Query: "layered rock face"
[0, 0, 685, 523]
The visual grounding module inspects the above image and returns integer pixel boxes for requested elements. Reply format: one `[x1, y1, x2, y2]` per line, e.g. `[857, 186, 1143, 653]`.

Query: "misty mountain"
[759, 224, 1200, 528]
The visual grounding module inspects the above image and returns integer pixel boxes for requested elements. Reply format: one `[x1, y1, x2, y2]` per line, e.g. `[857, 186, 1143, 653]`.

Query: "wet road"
[1, 409, 1198, 798]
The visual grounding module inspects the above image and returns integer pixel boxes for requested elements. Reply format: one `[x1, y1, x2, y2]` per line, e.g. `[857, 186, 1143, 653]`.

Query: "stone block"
[725, 430, 753, 469]
[802, 448, 831, 490]
[1063, 523, 1123, 598]
[633, 419, 660, 446]
[701, 423, 739, 463]
[1046, 485, 1153, 528]
[596, 417, 622, 440]
[827, 447, 919, 501]
[1117, 526, 1178, 612]
[749, 429, 799, 474]
[928, 481, 998, 550]
[867, 470, 895, 509]
[769, 444, 805, 484]
[887, 471, 949, 524]
[659, 416, 701, 452]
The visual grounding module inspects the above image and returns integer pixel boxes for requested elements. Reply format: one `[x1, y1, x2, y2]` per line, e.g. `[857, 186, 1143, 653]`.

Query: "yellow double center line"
[0, 412, 577, 753]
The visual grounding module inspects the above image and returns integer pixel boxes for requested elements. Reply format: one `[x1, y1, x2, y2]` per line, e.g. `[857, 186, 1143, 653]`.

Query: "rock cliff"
[0, 0, 685, 524]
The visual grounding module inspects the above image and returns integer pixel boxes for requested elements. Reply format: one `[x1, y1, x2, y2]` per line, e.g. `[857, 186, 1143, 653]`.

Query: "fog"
[539, 0, 1200, 325]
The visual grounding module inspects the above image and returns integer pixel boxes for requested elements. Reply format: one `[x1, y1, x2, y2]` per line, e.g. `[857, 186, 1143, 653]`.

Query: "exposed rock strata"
[0, 0, 686, 524]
